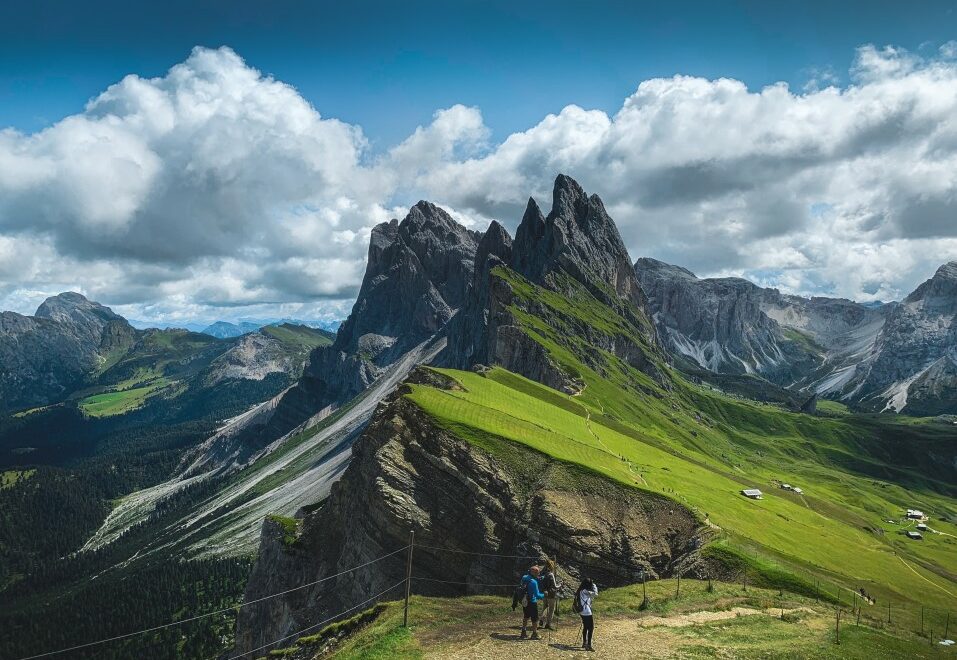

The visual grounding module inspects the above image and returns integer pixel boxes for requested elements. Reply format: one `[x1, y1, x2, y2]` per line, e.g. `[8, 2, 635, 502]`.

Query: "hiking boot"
[544, 624, 555, 630]
[530, 632, 541, 640]
[585, 644, 595, 652]
[519, 630, 527, 640]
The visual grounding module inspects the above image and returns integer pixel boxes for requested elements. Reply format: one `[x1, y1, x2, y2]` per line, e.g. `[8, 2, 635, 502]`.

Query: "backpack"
[512, 582, 529, 610]
[572, 590, 583, 614]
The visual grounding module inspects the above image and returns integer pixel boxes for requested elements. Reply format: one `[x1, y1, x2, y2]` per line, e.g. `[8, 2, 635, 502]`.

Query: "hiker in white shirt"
[575, 578, 598, 651]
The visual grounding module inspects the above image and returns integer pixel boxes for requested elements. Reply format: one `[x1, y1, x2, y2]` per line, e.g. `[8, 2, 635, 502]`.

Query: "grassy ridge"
[405, 368, 957, 611]
[401, 265, 957, 617]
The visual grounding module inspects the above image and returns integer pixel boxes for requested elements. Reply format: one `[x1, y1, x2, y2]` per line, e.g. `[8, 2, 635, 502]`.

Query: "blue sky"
[3, 0, 955, 145]
[1, 1, 957, 322]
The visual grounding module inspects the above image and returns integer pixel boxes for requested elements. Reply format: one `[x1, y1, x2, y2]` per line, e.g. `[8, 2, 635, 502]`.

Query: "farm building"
[782, 483, 792, 490]
[793, 487, 803, 494]
[917, 523, 928, 531]
[741, 489, 763, 500]
[906, 509, 925, 519]
[906, 531, 923, 540]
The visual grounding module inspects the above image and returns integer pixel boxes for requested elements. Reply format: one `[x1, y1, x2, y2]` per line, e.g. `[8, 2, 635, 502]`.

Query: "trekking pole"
[835, 608, 841, 644]
[920, 606, 924, 635]
[403, 530, 414, 627]
[676, 572, 681, 598]
[945, 611, 950, 640]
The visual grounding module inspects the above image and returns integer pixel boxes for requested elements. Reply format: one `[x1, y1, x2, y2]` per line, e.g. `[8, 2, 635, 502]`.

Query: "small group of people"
[513, 559, 599, 651]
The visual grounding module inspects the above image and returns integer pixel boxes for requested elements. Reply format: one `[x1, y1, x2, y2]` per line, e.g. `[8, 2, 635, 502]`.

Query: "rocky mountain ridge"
[636, 258, 957, 414]
[0, 293, 136, 413]
[442, 175, 666, 390]
[844, 261, 957, 414]
[0, 293, 326, 415]
[237, 201, 481, 450]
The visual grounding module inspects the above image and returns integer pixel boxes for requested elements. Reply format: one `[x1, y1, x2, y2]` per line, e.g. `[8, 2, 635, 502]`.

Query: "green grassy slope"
[261, 323, 334, 350]
[401, 265, 957, 620]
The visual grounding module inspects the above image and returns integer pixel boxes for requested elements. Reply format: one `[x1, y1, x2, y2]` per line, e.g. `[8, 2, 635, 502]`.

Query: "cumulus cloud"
[416, 43, 957, 301]
[2, 43, 957, 320]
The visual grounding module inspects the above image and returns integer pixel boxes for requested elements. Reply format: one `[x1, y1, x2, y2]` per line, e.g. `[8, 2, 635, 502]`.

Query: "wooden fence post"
[403, 530, 414, 627]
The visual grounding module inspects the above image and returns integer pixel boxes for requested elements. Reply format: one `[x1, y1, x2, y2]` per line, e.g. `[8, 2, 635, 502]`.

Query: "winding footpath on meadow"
[420, 606, 827, 659]
[573, 385, 649, 487]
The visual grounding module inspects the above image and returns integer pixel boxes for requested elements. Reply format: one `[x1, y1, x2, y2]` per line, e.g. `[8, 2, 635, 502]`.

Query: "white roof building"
[742, 489, 763, 499]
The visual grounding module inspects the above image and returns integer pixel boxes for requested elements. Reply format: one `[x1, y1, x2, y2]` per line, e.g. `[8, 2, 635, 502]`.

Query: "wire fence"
[17, 545, 410, 660]
[16, 534, 957, 659]
[702, 565, 957, 649]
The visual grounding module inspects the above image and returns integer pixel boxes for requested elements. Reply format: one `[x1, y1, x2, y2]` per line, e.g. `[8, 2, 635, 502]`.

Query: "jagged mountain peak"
[512, 174, 641, 303]
[35, 291, 122, 324]
[905, 260, 957, 304]
[475, 219, 513, 275]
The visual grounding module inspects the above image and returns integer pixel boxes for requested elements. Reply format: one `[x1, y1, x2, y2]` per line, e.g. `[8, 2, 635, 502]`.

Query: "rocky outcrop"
[234, 375, 706, 654]
[443, 175, 667, 390]
[250, 202, 480, 444]
[0, 293, 135, 412]
[845, 262, 957, 413]
[513, 176, 646, 307]
[635, 258, 891, 397]
[204, 331, 302, 386]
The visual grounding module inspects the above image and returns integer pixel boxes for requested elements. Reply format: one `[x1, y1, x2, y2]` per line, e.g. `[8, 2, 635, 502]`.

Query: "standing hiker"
[538, 559, 560, 630]
[574, 577, 599, 651]
[519, 565, 546, 640]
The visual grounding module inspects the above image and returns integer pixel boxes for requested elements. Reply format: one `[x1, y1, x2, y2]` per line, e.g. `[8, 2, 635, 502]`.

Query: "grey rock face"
[0, 293, 134, 412]
[444, 174, 666, 389]
[258, 202, 480, 440]
[514, 175, 646, 307]
[635, 257, 957, 414]
[442, 220, 513, 369]
[846, 262, 957, 413]
[204, 331, 301, 386]
[637, 258, 793, 377]
[234, 379, 705, 654]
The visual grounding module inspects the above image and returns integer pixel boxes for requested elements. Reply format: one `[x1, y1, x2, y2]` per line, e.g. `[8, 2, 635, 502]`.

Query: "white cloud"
[2, 43, 957, 319]
[416, 43, 957, 301]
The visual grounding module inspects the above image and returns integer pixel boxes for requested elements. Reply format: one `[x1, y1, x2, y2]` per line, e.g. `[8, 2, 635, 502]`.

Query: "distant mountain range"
[635, 258, 957, 415]
[0, 293, 334, 416]
[128, 318, 341, 336]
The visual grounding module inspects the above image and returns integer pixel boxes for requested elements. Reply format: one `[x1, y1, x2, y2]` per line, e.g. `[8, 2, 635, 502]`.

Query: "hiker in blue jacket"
[519, 565, 546, 640]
